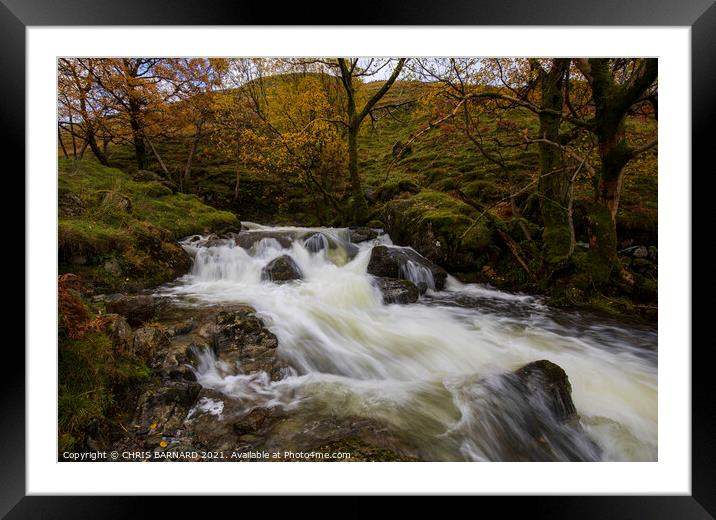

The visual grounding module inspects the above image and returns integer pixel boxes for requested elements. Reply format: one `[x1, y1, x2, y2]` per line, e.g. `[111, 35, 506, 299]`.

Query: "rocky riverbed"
[87, 223, 656, 462]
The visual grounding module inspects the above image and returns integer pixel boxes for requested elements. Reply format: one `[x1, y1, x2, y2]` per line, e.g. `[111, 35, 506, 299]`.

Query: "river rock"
[455, 360, 600, 461]
[373, 277, 420, 304]
[236, 230, 295, 250]
[106, 294, 156, 326]
[133, 326, 169, 355]
[349, 227, 380, 244]
[513, 360, 577, 423]
[134, 379, 202, 441]
[213, 309, 287, 381]
[367, 245, 447, 290]
[261, 255, 302, 282]
[303, 233, 330, 253]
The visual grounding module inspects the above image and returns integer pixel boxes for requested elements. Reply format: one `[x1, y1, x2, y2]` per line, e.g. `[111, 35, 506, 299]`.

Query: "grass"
[58, 297, 152, 454]
[59, 159, 239, 292]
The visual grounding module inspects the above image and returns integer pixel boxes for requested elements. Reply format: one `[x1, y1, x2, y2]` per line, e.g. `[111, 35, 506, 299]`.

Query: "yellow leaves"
[159, 440, 168, 448]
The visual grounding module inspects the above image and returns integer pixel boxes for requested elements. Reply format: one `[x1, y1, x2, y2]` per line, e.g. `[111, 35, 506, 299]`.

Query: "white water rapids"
[160, 223, 657, 461]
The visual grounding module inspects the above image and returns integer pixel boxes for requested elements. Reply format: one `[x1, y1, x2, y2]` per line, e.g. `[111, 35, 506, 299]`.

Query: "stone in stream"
[261, 254, 302, 282]
[482, 359, 601, 461]
[513, 360, 578, 424]
[105, 294, 156, 326]
[373, 277, 420, 304]
[367, 245, 448, 290]
[303, 232, 330, 253]
[133, 379, 202, 446]
[348, 226, 380, 244]
[235, 230, 295, 250]
[212, 308, 288, 382]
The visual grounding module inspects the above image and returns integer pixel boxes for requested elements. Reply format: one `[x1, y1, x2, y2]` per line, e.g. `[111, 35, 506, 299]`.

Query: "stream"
[157, 223, 657, 462]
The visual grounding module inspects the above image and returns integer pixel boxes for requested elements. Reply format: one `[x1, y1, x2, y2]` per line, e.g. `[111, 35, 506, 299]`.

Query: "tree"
[530, 58, 574, 266]
[222, 59, 347, 222]
[574, 58, 658, 220]
[79, 58, 185, 171]
[336, 58, 407, 224]
[57, 58, 111, 165]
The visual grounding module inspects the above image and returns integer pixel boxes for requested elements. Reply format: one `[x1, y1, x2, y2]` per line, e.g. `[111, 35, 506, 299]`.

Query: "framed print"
[6, 0, 714, 515]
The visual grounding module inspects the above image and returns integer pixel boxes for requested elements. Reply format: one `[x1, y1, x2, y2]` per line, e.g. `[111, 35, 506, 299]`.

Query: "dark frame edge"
[0, 0, 26, 518]
[692, 0, 716, 517]
[7, 0, 714, 517]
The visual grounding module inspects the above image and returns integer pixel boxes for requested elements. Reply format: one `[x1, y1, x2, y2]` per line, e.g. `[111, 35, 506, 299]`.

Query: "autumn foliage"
[58, 274, 114, 338]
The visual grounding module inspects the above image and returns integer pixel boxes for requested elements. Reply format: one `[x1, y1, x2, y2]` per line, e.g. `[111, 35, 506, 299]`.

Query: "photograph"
[56, 56, 658, 463]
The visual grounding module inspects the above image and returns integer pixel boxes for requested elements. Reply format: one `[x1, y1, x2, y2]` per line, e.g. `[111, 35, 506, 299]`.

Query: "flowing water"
[159, 223, 657, 461]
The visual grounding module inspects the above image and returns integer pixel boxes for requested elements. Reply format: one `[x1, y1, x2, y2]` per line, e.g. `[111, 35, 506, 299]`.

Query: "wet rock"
[416, 282, 428, 295]
[236, 230, 295, 250]
[513, 360, 577, 423]
[213, 309, 287, 381]
[303, 233, 330, 253]
[349, 227, 379, 244]
[450, 360, 600, 461]
[261, 255, 302, 282]
[134, 380, 202, 438]
[233, 407, 274, 436]
[106, 294, 156, 326]
[204, 238, 233, 248]
[373, 277, 419, 304]
[367, 245, 447, 290]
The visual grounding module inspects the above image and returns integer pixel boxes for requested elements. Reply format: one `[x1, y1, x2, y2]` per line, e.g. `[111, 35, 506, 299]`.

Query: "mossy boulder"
[58, 159, 238, 292]
[261, 255, 303, 283]
[372, 277, 420, 304]
[367, 245, 447, 290]
[383, 190, 493, 272]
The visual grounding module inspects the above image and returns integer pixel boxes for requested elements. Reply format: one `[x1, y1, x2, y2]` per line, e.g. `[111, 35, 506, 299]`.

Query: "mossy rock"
[57, 159, 237, 291]
[383, 190, 493, 272]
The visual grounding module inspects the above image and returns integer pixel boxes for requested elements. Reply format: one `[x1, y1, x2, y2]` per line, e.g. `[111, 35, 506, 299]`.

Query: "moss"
[383, 190, 493, 272]
[58, 159, 236, 291]
[461, 179, 500, 201]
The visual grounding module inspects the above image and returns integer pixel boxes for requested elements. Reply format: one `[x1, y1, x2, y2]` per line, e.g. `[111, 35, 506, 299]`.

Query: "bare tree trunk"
[145, 134, 170, 178]
[78, 140, 89, 160]
[128, 99, 148, 170]
[58, 126, 69, 159]
[183, 127, 203, 192]
[347, 121, 367, 224]
[102, 135, 110, 158]
[69, 114, 77, 157]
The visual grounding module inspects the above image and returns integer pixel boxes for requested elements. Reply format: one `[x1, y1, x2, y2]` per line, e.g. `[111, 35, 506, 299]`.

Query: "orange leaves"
[58, 274, 114, 339]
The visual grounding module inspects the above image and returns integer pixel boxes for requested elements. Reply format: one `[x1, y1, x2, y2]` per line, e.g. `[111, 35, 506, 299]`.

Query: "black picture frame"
[6, 0, 713, 515]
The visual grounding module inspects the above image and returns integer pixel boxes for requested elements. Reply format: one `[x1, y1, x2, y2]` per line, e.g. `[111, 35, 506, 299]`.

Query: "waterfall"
[162, 224, 658, 461]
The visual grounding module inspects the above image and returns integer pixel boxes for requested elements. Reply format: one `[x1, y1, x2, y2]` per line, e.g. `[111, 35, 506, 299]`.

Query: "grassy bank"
[58, 159, 239, 292]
